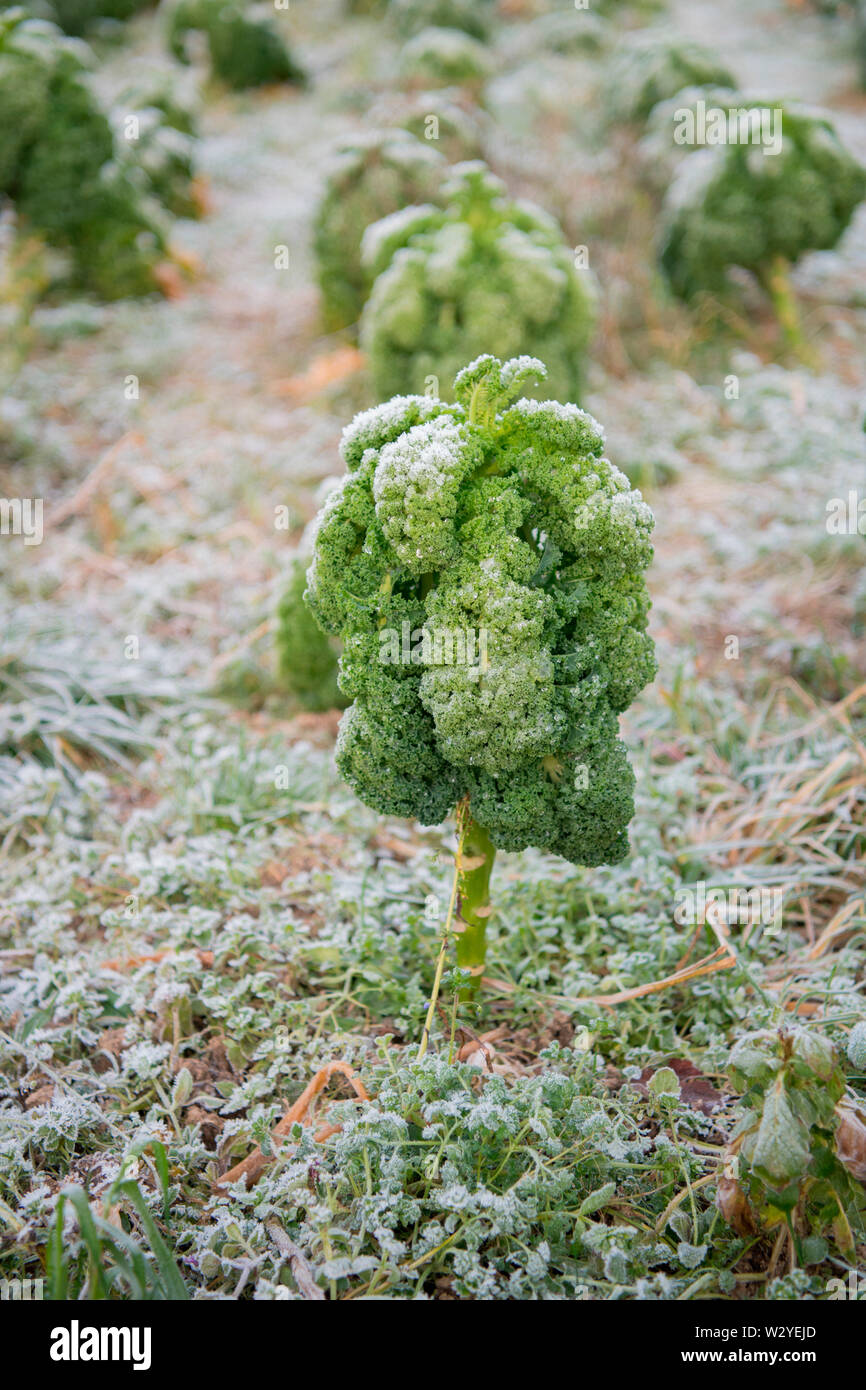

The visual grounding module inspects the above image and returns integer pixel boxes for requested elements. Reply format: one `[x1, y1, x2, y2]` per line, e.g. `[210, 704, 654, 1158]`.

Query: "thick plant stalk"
[762, 255, 817, 365]
[455, 816, 496, 998]
[417, 808, 497, 1059]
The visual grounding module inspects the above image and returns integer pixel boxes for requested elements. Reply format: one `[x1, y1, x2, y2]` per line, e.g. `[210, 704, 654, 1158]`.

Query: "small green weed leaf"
[751, 1077, 812, 1187]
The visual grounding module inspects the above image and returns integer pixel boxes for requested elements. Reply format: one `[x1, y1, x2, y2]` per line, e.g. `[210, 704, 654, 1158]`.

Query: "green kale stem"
[416, 807, 496, 1059]
[760, 255, 819, 367]
[455, 816, 496, 1000]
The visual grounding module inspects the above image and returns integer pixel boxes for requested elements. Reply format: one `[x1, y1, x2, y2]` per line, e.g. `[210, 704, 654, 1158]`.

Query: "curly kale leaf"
[360, 163, 596, 403]
[0, 12, 172, 299]
[659, 104, 866, 299]
[300, 356, 656, 868]
[607, 33, 737, 124]
[313, 130, 446, 332]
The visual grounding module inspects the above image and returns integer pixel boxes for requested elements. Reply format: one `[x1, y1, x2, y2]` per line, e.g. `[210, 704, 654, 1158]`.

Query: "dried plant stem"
[214, 1060, 367, 1190]
[484, 944, 737, 1009]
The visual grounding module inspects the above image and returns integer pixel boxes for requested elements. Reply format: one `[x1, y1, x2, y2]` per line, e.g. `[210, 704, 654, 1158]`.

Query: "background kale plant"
[360, 163, 596, 400]
[312, 129, 446, 332]
[659, 103, 866, 354]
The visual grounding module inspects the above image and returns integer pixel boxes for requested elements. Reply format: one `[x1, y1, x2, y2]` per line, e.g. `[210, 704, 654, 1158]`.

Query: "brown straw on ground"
[214, 1060, 368, 1190]
[484, 945, 736, 1010]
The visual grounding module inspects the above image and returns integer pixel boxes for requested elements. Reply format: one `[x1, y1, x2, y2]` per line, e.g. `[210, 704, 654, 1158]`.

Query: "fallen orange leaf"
[272, 346, 365, 401]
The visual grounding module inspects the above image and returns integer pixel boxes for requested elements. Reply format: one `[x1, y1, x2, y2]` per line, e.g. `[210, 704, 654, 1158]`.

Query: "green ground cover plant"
[722, 1026, 866, 1264]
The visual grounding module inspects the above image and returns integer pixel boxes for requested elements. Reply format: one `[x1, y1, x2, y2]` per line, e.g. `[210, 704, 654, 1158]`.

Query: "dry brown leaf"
[372, 832, 418, 863]
[457, 1039, 495, 1071]
[190, 177, 213, 217]
[152, 261, 188, 300]
[716, 1173, 760, 1237]
[92, 1027, 129, 1074]
[102, 948, 213, 973]
[169, 245, 203, 277]
[259, 860, 290, 887]
[186, 1105, 224, 1150]
[24, 1083, 55, 1109]
[284, 710, 343, 743]
[835, 1098, 866, 1182]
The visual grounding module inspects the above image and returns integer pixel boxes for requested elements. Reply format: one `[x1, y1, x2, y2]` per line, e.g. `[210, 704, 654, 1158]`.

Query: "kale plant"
[360, 162, 596, 402]
[607, 32, 737, 123]
[303, 354, 656, 983]
[389, 0, 496, 41]
[114, 72, 200, 137]
[397, 25, 493, 89]
[370, 88, 486, 163]
[276, 555, 344, 713]
[659, 103, 866, 352]
[0, 9, 169, 298]
[23, 0, 151, 36]
[168, 0, 306, 91]
[112, 103, 201, 220]
[524, 10, 609, 56]
[313, 129, 446, 331]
